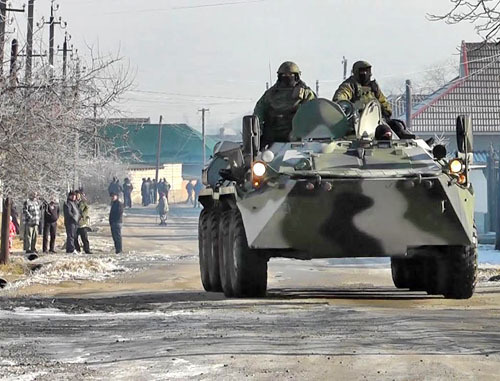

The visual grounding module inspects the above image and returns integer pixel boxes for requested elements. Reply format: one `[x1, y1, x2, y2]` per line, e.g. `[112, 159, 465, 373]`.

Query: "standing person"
[163, 178, 171, 201]
[22, 192, 40, 254]
[156, 192, 169, 226]
[185, 180, 194, 205]
[140, 178, 147, 206]
[42, 196, 60, 253]
[157, 179, 165, 202]
[193, 179, 203, 208]
[74, 191, 92, 254]
[108, 177, 118, 196]
[123, 178, 133, 208]
[145, 178, 152, 206]
[151, 179, 157, 204]
[63, 191, 80, 254]
[8, 216, 16, 250]
[109, 193, 124, 254]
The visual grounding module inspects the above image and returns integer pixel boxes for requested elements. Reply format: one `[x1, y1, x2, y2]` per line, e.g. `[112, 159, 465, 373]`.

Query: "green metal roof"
[106, 123, 218, 165]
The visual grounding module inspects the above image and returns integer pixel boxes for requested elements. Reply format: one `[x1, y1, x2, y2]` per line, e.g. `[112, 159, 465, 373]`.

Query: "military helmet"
[352, 60, 371, 75]
[277, 61, 301, 75]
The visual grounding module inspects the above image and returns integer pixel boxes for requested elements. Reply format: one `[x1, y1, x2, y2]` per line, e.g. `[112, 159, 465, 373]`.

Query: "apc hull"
[236, 176, 474, 258]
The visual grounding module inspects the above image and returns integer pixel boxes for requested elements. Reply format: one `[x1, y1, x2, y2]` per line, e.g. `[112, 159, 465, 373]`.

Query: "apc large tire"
[391, 257, 411, 289]
[391, 254, 427, 291]
[219, 210, 234, 297]
[208, 209, 223, 292]
[442, 244, 477, 299]
[198, 208, 212, 292]
[224, 209, 267, 298]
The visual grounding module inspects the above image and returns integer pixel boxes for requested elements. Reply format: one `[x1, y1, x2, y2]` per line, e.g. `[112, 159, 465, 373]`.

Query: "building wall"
[126, 164, 185, 204]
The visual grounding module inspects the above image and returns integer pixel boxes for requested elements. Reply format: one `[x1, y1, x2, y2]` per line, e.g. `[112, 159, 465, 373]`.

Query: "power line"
[128, 89, 254, 101]
[104, 0, 266, 15]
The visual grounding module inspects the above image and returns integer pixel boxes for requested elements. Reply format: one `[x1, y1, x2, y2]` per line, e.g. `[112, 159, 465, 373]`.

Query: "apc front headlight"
[252, 161, 267, 177]
[449, 159, 464, 174]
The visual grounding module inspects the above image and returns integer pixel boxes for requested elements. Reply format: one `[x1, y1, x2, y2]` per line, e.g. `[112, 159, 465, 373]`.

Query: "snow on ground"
[3, 255, 126, 291]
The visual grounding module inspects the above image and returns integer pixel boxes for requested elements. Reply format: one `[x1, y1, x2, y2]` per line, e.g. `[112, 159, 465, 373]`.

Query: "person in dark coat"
[42, 196, 60, 253]
[157, 179, 165, 201]
[74, 191, 92, 254]
[141, 178, 151, 206]
[108, 177, 118, 196]
[63, 191, 80, 254]
[146, 177, 153, 204]
[140, 178, 147, 206]
[123, 178, 133, 208]
[109, 193, 124, 254]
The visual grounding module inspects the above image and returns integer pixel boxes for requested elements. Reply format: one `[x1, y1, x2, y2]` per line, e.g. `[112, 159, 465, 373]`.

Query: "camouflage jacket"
[254, 80, 315, 144]
[333, 76, 392, 118]
[78, 200, 90, 228]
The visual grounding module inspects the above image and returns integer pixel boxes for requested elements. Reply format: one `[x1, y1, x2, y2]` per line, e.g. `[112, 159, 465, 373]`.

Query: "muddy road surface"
[1, 205, 500, 380]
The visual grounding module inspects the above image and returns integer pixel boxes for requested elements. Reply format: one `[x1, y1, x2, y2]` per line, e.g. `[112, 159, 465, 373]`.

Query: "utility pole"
[9, 38, 17, 85]
[405, 79, 412, 130]
[315, 79, 319, 96]
[58, 32, 72, 80]
[155, 115, 163, 188]
[45, 0, 66, 81]
[0, 0, 25, 78]
[342, 56, 348, 80]
[199, 108, 209, 167]
[73, 59, 80, 189]
[0, 0, 6, 77]
[25, 0, 34, 82]
[0, 197, 11, 265]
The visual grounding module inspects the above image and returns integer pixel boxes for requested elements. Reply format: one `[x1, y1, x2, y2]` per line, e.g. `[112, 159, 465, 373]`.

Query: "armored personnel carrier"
[198, 98, 476, 299]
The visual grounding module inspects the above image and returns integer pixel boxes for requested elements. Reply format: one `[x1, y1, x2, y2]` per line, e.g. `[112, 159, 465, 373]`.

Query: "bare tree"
[428, 0, 500, 40]
[0, 40, 134, 202]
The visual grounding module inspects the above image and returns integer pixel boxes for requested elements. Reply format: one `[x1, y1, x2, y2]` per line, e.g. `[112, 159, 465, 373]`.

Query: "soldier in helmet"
[333, 60, 392, 118]
[254, 61, 316, 147]
[333, 60, 414, 139]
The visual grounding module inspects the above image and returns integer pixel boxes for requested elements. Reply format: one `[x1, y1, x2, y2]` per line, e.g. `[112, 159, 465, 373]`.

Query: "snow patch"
[0, 308, 194, 320]
[4, 256, 126, 290]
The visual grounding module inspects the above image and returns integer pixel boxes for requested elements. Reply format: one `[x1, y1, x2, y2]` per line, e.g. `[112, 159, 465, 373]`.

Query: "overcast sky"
[7, 0, 481, 132]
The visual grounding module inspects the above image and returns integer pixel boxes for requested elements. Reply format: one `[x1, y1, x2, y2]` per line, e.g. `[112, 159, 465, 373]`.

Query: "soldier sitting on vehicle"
[333, 60, 414, 139]
[254, 61, 316, 147]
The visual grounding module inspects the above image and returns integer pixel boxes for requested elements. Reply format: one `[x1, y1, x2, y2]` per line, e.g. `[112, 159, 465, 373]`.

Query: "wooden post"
[0, 197, 11, 264]
[487, 144, 497, 232]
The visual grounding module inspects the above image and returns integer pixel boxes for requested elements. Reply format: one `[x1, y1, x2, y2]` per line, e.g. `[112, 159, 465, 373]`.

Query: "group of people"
[185, 179, 203, 208]
[107, 177, 135, 209]
[17, 190, 91, 255]
[254, 60, 413, 145]
[107, 176, 171, 227]
[141, 177, 171, 206]
[12, 189, 124, 256]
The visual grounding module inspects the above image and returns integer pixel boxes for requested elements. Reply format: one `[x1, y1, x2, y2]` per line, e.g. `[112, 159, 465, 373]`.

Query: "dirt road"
[1, 205, 500, 380]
